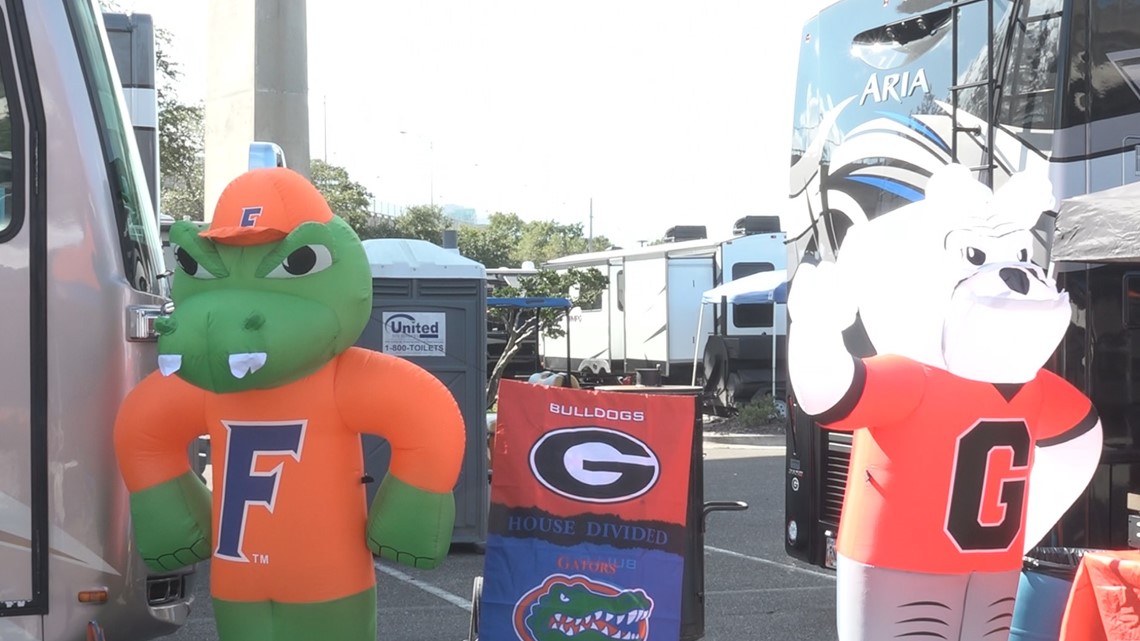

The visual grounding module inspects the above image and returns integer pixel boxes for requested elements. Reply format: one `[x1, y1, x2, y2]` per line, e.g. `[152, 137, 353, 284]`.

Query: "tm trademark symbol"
[252, 553, 270, 564]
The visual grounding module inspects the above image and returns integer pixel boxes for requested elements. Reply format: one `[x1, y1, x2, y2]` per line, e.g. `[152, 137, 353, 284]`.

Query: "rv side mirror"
[248, 142, 287, 170]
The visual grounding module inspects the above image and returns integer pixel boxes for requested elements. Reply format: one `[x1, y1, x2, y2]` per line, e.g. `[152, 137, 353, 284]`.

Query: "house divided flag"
[479, 380, 696, 641]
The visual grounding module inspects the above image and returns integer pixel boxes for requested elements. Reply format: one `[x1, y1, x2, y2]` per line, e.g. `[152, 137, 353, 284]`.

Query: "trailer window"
[616, 269, 625, 312]
[731, 262, 776, 328]
[578, 283, 605, 311]
[66, 0, 164, 295]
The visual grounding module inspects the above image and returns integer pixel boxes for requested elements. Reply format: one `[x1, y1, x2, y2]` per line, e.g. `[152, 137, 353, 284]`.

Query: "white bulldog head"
[835, 163, 1068, 383]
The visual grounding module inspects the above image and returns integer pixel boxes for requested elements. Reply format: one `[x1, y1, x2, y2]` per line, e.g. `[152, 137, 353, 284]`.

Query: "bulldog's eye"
[265, 244, 333, 278]
[175, 246, 217, 279]
[965, 247, 986, 266]
[1018, 248, 1029, 262]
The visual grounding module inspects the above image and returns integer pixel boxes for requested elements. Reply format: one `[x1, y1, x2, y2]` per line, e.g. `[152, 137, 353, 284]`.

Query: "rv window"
[66, 0, 164, 295]
[1125, 273, 1140, 328]
[578, 284, 604, 312]
[616, 269, 625, 312]
[998, 0, 1063, 129]
[732, 262, 774, 279]
[734, 303, 775, 328]
[0, 83, 13, 237]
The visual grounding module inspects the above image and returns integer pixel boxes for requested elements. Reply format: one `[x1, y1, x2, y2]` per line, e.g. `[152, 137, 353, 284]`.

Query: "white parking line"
[705, 545, 837, 580]
[706, 585, 834, 595]
[375, 561, 473, 612]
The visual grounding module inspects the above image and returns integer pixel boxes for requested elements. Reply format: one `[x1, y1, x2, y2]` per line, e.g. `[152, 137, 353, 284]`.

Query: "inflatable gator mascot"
[114, 167, 465, 641]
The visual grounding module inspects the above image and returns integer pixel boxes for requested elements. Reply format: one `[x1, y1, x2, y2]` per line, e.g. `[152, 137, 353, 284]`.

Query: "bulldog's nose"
[1000, 267, 1030, 295]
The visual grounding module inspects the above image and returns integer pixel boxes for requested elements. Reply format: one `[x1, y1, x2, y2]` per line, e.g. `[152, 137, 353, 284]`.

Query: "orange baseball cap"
[201, 167, 334, 246]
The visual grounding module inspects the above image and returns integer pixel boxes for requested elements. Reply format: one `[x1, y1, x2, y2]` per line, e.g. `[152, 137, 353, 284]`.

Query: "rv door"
[0, 0, 48, 626]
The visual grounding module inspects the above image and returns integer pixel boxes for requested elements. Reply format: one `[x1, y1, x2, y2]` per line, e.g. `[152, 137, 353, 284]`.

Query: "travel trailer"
[0, 3, 190, 639]
[783, 0, 1140, 569]
[540, 217, 788, 408]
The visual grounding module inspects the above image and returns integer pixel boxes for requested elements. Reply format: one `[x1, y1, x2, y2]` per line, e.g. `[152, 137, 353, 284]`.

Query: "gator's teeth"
[228, 352, 268, 378]
[595, 611, 603, 620]
[616, 614, 626, 625]
[606, 613, 614, 622]
[158, 354, 182, 376]
[554, 614, 562, 622]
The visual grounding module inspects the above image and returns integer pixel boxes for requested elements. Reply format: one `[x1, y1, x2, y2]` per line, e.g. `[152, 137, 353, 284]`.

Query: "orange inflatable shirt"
[115, 347, 464, 602]
[822, 354, 1097, 574]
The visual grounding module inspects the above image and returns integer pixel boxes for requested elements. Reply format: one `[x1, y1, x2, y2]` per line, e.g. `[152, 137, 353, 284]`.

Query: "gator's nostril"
[244, 312, 266, 331]
[1000, 267, 1030, 295]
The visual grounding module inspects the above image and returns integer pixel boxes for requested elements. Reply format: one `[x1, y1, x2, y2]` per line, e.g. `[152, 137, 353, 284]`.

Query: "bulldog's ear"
[989, 171, 1056, 230]
[923, 163, 993, 222]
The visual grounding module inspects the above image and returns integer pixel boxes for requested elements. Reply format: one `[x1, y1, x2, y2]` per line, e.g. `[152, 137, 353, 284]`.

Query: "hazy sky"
[124, 1, 833, 248]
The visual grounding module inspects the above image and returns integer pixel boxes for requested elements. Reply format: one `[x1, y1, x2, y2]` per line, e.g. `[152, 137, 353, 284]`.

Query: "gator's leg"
[212, 587, 377, 641]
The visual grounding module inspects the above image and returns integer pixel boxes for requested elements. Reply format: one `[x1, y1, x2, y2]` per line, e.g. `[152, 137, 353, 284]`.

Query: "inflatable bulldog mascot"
[114, 168, 465, 641]
[788, 164, 1103, 641]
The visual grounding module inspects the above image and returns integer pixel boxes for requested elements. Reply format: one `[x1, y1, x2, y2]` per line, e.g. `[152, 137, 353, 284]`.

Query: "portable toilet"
[357, 238, 488, 545]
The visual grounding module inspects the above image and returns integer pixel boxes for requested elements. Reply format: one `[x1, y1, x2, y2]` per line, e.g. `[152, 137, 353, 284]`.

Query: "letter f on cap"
[240, 206, 263, 227]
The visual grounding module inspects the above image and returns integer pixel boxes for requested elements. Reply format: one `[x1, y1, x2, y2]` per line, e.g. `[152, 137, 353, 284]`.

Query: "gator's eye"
[559, 593, 570, 603]
[174, 246, 217, 280]
[265, 245, 333, 278]
[965, 247, 986, 266]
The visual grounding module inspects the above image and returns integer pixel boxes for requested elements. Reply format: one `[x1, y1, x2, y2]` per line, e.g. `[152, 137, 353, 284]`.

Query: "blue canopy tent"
[691, 270, 789, 397]
[486, 296, 572, 383]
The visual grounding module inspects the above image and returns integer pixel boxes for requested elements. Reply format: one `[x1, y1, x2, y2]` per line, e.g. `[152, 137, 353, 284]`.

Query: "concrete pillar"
[204, 0, 310, 221]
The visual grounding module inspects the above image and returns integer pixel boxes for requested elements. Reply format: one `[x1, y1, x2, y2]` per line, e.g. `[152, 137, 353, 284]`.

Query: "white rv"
[540, 218, 787, 405]
[0, 2, 195, 639]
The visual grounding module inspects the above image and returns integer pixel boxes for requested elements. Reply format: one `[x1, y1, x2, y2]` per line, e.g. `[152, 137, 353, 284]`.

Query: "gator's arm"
[334, 347, 465, 569]
[113, 373, 210, 571]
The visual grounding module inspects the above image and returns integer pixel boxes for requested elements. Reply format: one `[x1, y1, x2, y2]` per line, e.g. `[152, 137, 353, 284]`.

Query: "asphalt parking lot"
[165, 435, 839, 641]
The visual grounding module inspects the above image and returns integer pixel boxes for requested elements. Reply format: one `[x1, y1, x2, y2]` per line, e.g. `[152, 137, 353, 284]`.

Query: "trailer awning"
[1053, 181, 1140, 263]
[700, 269, 788, 305]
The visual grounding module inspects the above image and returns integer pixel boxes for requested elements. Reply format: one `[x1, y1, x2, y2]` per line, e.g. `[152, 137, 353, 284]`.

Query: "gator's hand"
[128, 471, 212, 572]
[367, 475, 455, 570]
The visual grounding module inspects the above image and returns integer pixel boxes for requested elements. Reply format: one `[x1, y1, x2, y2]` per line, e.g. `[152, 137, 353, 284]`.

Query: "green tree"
[310, 159, 373, 235]
[396, 204, 452, 243]
[458, 212, 525, 268]
[485, 267, 607, 408]
[359, 215, 399, 240]
[153, 25, 206, 220]
[516, 220, 610, 265]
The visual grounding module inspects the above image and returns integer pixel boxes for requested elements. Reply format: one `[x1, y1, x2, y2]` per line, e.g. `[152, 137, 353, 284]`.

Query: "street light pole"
[400, 130, 434, 208]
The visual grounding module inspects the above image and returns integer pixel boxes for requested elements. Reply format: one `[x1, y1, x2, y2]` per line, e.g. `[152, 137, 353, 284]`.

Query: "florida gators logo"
[513, 574, 653, 641]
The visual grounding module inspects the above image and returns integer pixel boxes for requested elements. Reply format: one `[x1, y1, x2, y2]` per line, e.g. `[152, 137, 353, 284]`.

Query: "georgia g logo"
[529, 427, 660, 503]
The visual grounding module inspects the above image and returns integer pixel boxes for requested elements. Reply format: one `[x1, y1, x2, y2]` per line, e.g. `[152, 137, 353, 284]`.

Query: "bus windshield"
[66, 0, 165, 296]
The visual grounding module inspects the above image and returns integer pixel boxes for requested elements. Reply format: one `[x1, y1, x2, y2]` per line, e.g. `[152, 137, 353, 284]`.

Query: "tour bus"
[0, 1, 190, 639]
[783, 0, 1140, 568]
